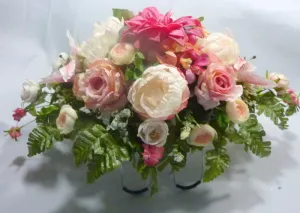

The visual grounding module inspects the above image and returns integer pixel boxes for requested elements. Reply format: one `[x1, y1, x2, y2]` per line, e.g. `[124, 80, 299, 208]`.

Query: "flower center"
[195, 133, 211, 144]
[89, 77, 104, 91]
[149, 129, 161, 141]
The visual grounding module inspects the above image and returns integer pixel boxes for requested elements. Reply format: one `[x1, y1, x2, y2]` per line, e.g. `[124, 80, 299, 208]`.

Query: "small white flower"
[21, 80, 40, 103]
[138, 119, 169, 147]
[174, 152, 184, 163]
[56, 105, 78, 134]
[200, 33, 240, 65]
[109, 43, 135, 65]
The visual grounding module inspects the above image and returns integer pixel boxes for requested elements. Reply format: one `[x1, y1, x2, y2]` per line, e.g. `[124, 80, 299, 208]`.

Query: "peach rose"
[73, 59, 127, 111]
[195, 63, 243, 110]
[226, 99, 250, 124]
[188, 124, 217, 147]
[128, 64, 190, 120]
[109, 43, 135, 65]
[56, 105, 78, 134]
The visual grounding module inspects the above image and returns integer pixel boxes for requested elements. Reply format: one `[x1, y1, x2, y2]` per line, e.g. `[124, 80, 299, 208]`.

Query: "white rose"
[188, 124, 217, 147]
[226, 99, 250, 124]
[21, 80, 40, 103]
[56, 105, 78, 134]
[109, 43, 135, 65]
[138, 119, 169, 147]
[201, 33, 240, 65]
[128, 64, 190, 120]
[79, 17, 124, 63]
[268, 73, 289, 91]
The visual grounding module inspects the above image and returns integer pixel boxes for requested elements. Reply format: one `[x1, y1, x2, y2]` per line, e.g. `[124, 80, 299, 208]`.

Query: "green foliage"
[198, 16, 204, 22]
[257, 91, 288, 130]
[112, 8, 134, 20]
[203, 146, 230, 182]
[27, 126, 63, 157]
[125, 52, 145, 81]
[227, 115, 271, 158]
[25, 91, 48, 116]
[73, 124, 130, 183]
[180, 111, 197, 140]
[241, 83, 258, 113]
[286, 105, 300, 116]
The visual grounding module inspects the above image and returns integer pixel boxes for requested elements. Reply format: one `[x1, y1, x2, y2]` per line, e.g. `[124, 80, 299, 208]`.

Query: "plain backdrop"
[1, 0, 300, 213]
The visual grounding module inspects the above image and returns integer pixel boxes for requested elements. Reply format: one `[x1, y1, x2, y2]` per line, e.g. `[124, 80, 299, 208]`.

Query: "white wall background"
[1, 0, 300, 213]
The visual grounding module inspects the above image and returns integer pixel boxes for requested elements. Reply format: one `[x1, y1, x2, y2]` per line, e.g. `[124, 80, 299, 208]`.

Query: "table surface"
[1, 0, 300, 212]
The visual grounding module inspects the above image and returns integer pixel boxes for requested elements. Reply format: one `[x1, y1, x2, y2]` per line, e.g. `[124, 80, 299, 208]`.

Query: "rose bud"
[226, 99, 250, 124]
[56, 105, 78, 134]
[109, 42, 135, 65]
[268, 73, 289, 93]
[21, 80, 40, 103]
[188, 124, 217, 147]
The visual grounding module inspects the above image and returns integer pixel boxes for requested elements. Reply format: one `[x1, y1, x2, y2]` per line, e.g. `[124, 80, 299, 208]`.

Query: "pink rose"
[195, 63, 243, 110]
[73, 59, 127, 111]
[142, 144, 164, 167]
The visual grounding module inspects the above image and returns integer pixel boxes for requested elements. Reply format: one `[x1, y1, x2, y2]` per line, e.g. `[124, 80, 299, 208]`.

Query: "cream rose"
[138, 119, 169, 147]
[79, 17, 124, 63]
[128, 64, 190, 120]
[226, 99, 250, 124]
[21, 80, 40, 103]
[56, 105, 78, 134]
[268, 73, 289, 91]
[109, 43, 135, 65]
[188, 124, 217, 147]
[201, 33, 240, 66]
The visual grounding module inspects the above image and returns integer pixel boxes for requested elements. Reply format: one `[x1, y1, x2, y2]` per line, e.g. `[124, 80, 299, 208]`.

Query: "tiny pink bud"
[8, 127, 22, 141]
[12, 108, 26, 121]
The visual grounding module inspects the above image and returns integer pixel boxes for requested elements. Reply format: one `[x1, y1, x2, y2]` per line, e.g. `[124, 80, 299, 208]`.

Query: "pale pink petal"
[237, 71, 276, 88]
[59, 60, 76, 82]
[67, 31, 79, 56]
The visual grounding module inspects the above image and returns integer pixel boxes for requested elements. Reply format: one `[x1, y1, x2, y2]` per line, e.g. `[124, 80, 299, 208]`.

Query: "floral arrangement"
[5, 7, 300, 195]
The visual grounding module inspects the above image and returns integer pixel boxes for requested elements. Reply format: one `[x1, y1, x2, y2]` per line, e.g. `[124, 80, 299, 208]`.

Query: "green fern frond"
[27, 126, 63, 157]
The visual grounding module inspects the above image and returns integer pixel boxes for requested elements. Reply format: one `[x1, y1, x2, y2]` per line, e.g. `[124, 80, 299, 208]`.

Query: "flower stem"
[20, 120, 36, 128]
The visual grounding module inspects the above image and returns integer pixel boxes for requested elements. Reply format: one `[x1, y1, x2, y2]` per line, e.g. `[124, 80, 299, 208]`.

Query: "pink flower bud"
[185, 69, 196, 84]
[12, 108, 26, 121]
[8, 127, 21, 141]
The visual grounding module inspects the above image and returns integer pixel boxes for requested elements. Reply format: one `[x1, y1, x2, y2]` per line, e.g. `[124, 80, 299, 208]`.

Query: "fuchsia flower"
[122, 7, 204, 60]
[142, 144, 164, 167]
[179, 49, 210, 74]
[13, 108, 26, 121]
[8, 127, 21, 141]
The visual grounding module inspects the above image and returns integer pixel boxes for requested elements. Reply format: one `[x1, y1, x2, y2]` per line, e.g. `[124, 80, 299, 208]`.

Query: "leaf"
[157, 158, 170, 172]
[257, 91, 289, 130]
[27, 126, 63, 157]
[286, 105, 300, 116]
[134, 52, 145, 72]
[38, 105, 60, 116]
[237, 114, 271, 157]
[203, 147, 230, 182]
[72, 124, 130, 183]
[198, 16, 204, 22]
[112, 8, 134, 20]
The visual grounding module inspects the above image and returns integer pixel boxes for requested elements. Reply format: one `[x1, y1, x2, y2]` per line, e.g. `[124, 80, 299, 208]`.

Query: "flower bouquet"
[5, 7, 300, 195]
